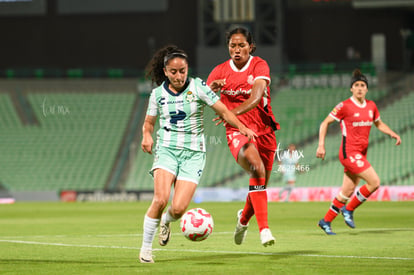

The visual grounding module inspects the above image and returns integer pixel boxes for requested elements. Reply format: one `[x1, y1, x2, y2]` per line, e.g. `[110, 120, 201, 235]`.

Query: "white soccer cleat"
[159, 222, 171, 246]
[139, 248, 154, 264]
[260, 228, 275, 247]
[234, 209, 248, 245]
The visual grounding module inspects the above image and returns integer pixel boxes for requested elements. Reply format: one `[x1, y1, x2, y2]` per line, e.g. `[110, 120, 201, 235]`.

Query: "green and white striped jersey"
[146, 77, 220, 152]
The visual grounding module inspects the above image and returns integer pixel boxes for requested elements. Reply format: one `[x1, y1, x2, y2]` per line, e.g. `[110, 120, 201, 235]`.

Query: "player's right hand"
[141, 136, 153, 154]
[239, 126, 257, 141]
[209, 79, 226, 92]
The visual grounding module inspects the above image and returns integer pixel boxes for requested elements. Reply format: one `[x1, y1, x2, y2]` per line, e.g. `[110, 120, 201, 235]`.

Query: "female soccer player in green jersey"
[139, 45, 257, 263]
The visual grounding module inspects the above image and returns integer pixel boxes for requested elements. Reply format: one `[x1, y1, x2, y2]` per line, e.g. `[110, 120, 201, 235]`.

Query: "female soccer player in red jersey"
[316, 69, 401, 235]
[207, 26, 280, 246]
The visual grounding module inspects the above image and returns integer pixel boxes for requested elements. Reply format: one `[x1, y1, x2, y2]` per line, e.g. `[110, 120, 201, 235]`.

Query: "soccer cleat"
[159, 222, 171, 246]
[341, 206, 355, 228]
[318, 219, 336, 235]
[234, 209, 248, 245]
[260, 228, 275, 247]
[139, 249, 154, 263]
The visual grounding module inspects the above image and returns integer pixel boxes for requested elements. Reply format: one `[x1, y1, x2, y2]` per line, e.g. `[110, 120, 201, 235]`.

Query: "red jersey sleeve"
[330, 101, 346, 121]
[252, 58, 271, 85]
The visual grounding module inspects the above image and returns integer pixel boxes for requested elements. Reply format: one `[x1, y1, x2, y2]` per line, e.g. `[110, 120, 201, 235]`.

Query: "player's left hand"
[316, 145, 326, 160]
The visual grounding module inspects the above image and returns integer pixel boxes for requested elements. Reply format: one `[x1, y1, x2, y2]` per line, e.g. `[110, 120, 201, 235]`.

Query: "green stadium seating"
[1, 83, 411, 193]
[0, 92, 135, 191]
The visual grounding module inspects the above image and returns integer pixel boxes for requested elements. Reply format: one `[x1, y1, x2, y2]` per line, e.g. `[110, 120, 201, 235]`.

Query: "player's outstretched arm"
[141, 115, 156, 154]
[316, 116, 336, 160]
[374, 119, 402, 145]
[211, 100, 257, 141]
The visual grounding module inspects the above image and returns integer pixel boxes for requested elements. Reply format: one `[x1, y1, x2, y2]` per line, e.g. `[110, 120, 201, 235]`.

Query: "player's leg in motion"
[236, 144, 275, 246]
[282, 182, 294, 202]
[159, 208, 174, 246]
[159, 179, 197, 246]
[319, 172, 357, 235]
[140, 215, 159, 263]
[342, 167, 380, 228]
[140, 169, 175, 263]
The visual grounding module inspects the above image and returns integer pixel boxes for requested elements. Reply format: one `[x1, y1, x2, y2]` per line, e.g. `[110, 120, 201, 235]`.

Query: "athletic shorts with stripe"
[226, 131, 277, 171]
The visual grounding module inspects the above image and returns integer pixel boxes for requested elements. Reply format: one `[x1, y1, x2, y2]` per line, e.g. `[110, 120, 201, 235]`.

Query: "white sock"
[161, 207, 178, 225]
[141, 215, 160, 250]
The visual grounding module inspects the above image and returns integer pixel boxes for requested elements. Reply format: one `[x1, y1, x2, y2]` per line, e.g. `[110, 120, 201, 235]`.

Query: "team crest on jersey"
[185, 91, 196, 103]
[369, 110, 373, 118]
[247, 75, 255, 85]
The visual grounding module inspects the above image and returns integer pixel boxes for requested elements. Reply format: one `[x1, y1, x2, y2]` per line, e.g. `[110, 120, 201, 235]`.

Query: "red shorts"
[339, 151, 371, 174]
[226, 131, 277, 171]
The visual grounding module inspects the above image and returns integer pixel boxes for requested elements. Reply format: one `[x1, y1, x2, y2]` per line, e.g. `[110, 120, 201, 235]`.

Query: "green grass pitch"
[1, 201, 413, 274]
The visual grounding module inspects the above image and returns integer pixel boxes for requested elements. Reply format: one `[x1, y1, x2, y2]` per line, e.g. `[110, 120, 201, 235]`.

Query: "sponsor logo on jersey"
[221, 89, 252, 96]
[352, 120, 373, 127]
[166, 100, 184, 104]
[331, 102, 343, 115]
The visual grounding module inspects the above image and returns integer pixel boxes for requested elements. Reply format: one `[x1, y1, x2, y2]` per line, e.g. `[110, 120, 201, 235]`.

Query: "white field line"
[0, 238, 413, 261]
[1, 228, 413, 239]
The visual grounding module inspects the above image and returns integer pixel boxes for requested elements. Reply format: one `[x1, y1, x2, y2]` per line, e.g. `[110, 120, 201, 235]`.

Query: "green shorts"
[150, 146, 206, 184]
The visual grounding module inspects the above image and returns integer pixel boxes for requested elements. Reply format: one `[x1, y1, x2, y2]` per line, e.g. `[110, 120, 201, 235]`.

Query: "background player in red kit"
[316, 69, 401, 235]
[207, 26, 280, 246]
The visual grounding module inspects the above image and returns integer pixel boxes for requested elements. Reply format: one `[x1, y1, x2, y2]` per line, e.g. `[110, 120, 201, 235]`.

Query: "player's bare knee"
[151, 197, 169, 211]
[170, 206, 186, 219]
[249, 162, 265, 178]
[368, 176, 380, 191]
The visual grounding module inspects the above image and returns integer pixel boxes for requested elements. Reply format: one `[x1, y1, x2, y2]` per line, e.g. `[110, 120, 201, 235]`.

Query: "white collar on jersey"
[350, 96, 367, 108]
[229, 55, 253, 72]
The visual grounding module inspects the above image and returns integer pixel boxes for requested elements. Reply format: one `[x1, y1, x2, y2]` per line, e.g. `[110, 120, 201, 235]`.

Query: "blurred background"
[0, 0, 413, 202]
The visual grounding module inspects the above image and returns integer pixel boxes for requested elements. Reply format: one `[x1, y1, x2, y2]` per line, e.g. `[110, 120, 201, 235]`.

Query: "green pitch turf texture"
[1, 201, 413, 274]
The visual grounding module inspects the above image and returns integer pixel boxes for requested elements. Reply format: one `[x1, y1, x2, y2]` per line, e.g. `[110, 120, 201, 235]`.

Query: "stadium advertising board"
[267, 186, 414, 202]
[60, 190, 153, 202]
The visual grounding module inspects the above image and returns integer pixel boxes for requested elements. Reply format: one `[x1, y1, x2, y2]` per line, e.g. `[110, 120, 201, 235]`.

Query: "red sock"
[346, 185, 372, 211]
[240, 195, 254, 225]
[324, 198, 345, 222]
[247, 178, 268, 232]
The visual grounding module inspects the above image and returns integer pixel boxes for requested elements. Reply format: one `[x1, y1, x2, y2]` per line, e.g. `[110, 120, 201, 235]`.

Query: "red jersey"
[207, 56, 279, 136]
[330, 97, 380, 155]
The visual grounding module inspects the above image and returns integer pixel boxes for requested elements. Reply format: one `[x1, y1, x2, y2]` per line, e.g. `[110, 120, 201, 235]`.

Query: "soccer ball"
[180, 208, 214, 241]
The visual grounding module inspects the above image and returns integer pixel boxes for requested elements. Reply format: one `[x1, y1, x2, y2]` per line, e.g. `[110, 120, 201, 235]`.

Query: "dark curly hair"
[225, 26, 256, 54]
[145, 45, 188, 86]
